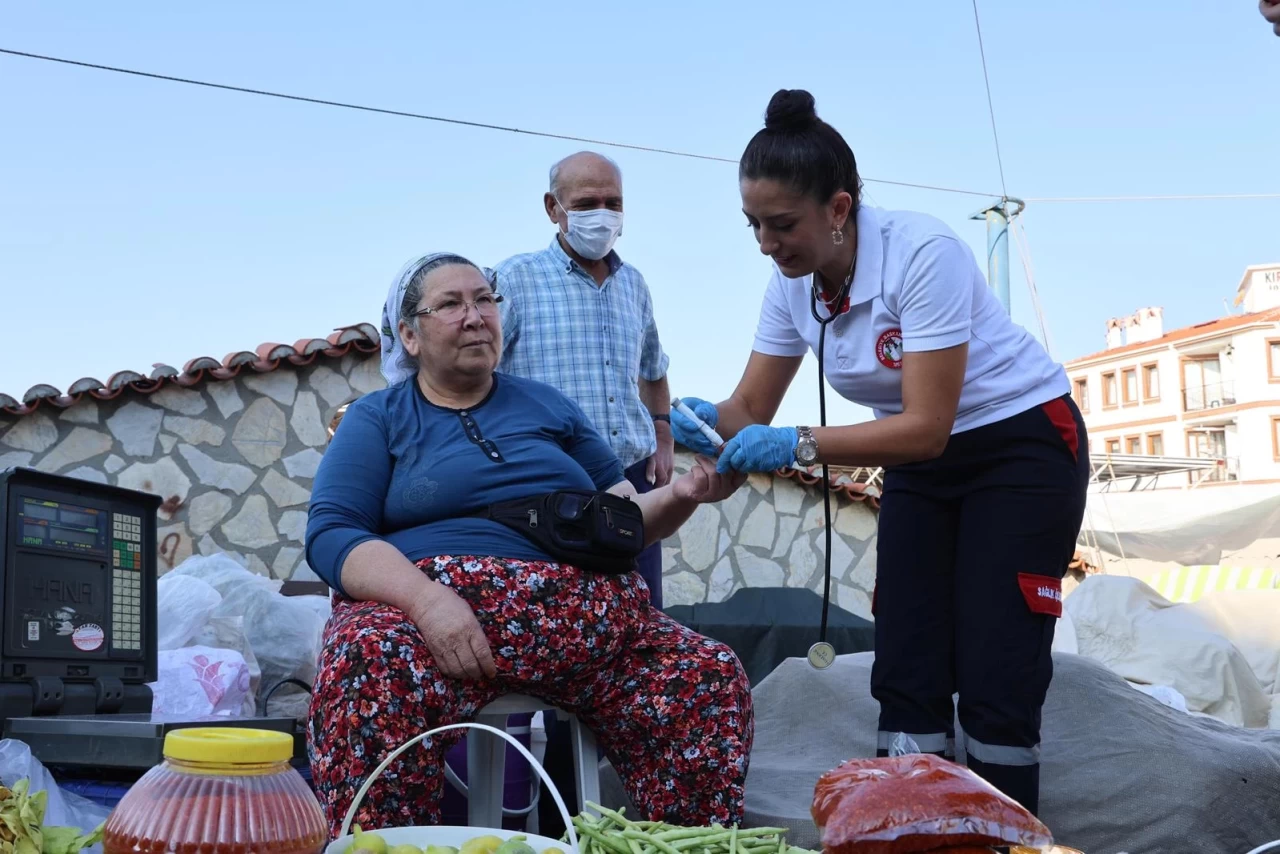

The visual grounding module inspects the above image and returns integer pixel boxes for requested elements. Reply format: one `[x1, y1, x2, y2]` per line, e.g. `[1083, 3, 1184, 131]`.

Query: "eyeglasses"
[412, 293, 504, 323]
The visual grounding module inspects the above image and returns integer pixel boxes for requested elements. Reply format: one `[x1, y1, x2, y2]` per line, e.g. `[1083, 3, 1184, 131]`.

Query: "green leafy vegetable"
[0, 779, 105, 854]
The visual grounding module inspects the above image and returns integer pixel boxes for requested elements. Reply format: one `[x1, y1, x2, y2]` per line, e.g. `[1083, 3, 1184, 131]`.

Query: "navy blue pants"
[538, 456, 662, 836]
[870, 396, 1089, 816]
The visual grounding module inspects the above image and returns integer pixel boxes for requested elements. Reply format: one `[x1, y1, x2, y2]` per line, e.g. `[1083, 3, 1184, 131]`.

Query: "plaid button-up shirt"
[495, 237, 670, 470]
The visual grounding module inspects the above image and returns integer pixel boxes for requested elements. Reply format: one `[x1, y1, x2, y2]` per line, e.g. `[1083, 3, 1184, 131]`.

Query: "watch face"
[797, 439, 818, 464]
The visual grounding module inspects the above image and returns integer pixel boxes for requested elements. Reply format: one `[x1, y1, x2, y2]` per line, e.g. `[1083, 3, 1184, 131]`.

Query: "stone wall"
[660, 453, 878, 621]
[1, 352, 879, 618]
[0, 354, 386, 581]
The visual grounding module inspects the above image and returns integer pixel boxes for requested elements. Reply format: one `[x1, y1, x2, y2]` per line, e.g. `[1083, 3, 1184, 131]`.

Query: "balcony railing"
[1197, 456, 1239, 484]
[1183, 381, 1236, 413]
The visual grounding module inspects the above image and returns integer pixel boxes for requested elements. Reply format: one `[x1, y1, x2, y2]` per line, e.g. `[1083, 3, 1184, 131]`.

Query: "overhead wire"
[1024, 192, 1280, 203]
[0, 47, 998, 199]
[1011, 217, 1053, 359]
[969, 0, 1008, 200]
[4, 49, 1276, 205]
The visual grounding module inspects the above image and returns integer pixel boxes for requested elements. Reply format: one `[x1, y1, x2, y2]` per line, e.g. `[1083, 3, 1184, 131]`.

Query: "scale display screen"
[19, 499, 106, 555]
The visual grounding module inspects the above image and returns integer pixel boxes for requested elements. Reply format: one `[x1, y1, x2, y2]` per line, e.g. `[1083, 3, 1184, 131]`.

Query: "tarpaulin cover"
[665, 587, 874, 686]
[1082, 484, 1280, 564]
[599, 652, 1280, 853]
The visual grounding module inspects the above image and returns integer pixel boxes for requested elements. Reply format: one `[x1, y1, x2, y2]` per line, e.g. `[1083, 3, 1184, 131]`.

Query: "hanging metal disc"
[807, 641, 836, 670]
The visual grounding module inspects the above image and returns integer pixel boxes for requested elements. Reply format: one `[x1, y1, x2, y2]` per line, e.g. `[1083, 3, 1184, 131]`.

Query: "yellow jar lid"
[164, 728, 293, 764]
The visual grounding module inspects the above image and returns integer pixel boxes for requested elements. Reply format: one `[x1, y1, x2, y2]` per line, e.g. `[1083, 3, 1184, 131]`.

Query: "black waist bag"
[475, 490, 645, 575]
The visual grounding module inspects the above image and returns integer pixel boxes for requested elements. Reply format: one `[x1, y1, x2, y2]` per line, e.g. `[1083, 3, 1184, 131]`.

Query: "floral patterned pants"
[307, 555, 754, 837]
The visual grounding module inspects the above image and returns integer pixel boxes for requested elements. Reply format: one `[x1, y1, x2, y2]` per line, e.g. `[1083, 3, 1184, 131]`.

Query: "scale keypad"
[110, 512, 142, 652]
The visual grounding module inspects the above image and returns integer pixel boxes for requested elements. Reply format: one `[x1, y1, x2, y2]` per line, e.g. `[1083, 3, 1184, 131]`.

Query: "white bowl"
[326, 825, 571, 854]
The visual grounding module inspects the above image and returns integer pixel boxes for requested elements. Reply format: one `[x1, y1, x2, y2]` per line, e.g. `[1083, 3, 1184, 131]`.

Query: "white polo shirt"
[752, 205, 1069, 434]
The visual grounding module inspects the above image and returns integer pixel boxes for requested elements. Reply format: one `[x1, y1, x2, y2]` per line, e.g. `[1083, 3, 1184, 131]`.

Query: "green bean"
[621, 830, 682, 854]
[575, 823, 631, 854]
[585, 803, 636, 829]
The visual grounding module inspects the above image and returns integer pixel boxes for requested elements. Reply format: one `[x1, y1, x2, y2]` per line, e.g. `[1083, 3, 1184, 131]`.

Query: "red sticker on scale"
[72, 623, 105, 652]
[1017, 574, 1064, 618]
[875, 329, 903, 369]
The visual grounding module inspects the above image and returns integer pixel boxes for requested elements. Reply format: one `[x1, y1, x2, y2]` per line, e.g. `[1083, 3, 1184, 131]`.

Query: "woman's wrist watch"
[794, 426, 819, 466]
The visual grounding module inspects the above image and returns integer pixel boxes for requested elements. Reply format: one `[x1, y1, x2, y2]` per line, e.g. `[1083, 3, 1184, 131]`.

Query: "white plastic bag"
[190, 614, 262, 708]
[156, 574, 222, 651]
[0, 739, 111, 845]
[151, 646, 254, 718]
[171, 554, 325, 716]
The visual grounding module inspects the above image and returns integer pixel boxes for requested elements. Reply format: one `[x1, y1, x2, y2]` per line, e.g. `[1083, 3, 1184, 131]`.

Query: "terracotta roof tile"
[779, 464, 881, 508]
[1067, 307, 1280, 365]
[1, 324, 380, 417]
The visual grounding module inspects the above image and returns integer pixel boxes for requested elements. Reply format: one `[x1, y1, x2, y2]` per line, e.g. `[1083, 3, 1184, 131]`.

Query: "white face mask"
[556, 198, 624, 260]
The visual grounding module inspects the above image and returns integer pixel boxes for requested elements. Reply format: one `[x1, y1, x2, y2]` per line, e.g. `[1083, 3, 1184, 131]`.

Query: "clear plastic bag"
[155, 574, 222, 651]
[170, 554, 325, 717]
[0, 739, 112, 848]
[811, 752, 1054, 854]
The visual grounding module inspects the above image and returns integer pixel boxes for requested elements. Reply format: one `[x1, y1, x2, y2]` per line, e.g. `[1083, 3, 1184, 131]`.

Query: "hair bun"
[764, 89, 818, 132]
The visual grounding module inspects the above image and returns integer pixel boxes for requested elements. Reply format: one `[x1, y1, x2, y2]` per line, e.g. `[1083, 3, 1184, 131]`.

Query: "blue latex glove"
[671, 396, 721, 456]
[716, 425, 799, 475]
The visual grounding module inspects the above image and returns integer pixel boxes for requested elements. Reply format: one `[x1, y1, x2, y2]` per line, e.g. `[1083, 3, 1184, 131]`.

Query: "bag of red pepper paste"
[810, 753, 1054, 854]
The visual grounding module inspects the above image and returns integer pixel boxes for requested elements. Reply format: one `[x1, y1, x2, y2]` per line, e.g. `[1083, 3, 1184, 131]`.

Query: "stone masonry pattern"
[0, 352, 879, 619]
[662, 458, 877, 620]
[0, 353, 386, 583]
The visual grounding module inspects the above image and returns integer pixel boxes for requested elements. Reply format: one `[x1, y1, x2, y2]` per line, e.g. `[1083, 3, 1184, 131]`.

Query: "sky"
[1, 2, 1277, 430]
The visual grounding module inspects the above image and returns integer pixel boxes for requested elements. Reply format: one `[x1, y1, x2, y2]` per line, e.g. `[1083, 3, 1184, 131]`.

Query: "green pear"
[494, 837, 536, 854]
[351, 825, 389, 854]
[460, 835, 506, 854]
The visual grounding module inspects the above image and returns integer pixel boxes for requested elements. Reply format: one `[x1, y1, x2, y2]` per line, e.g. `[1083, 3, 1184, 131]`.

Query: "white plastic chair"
[467, 694, 600, 828]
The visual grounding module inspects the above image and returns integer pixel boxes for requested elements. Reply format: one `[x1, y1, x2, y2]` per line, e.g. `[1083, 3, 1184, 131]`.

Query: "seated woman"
[305, 252, 755, 836]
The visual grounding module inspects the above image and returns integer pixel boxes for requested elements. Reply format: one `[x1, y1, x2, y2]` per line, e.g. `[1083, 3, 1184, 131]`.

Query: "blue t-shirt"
[305, 372, 627, 594]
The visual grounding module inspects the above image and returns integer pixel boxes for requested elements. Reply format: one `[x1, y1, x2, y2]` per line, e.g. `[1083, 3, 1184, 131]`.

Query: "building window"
[1102, 372, 1118, 408]
[1105, 438, 1121, 455]
[1183, 358, 1232, 412]
[1072, 377, 1090, 411]
[1273, 417, 1280, 461]
[1146, 433, 1164, 456]
[1125, 435, 1142, 454]
[1142, 363, 1160, 401]
[1122, 368, 1139, 405]
[1269, 340, 1280, 381]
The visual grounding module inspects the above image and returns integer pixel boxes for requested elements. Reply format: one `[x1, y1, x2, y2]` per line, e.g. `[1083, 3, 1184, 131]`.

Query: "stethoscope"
[805, 259, 856, 671]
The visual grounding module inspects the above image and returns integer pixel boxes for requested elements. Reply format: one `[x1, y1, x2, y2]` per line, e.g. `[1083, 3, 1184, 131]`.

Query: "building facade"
[1066, 263, 1280, 487]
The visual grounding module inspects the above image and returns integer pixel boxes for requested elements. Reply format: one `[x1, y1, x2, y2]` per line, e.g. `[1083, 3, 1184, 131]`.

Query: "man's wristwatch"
[795, 426, 819, 466]
[652, 414, 671, 424]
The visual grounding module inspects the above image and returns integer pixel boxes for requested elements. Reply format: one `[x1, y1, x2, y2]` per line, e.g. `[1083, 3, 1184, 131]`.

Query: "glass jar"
[103, 727, 327, 854]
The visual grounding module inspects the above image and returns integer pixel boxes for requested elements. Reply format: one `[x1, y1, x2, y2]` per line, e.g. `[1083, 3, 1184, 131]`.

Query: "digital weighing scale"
[0, 467, 298, 772]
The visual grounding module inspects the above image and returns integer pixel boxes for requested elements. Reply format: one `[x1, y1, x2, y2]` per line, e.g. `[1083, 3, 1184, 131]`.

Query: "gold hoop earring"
[831, 229, 844, 246]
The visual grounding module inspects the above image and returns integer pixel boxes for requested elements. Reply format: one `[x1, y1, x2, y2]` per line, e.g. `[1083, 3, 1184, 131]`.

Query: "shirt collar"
[846, 204, 883, 307]
[546, 234, 624, 276]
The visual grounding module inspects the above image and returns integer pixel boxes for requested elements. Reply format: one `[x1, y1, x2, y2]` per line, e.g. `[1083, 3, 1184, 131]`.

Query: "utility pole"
[970, 197, 1024, 315]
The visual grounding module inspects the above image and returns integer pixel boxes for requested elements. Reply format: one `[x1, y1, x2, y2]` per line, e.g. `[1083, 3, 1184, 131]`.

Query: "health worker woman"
[672, 89, 1089, 815]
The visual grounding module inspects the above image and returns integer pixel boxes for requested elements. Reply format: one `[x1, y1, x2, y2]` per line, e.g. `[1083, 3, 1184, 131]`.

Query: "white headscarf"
[379, 253, 497, 386]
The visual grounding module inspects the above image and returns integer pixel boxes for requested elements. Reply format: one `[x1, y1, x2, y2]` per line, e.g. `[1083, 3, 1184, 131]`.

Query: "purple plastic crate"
[439, 712, 536, 831]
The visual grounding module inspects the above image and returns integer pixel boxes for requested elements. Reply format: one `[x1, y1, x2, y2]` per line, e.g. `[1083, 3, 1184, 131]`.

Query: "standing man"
[494, 150, 674, 608]
[495, 151, 674, 839]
